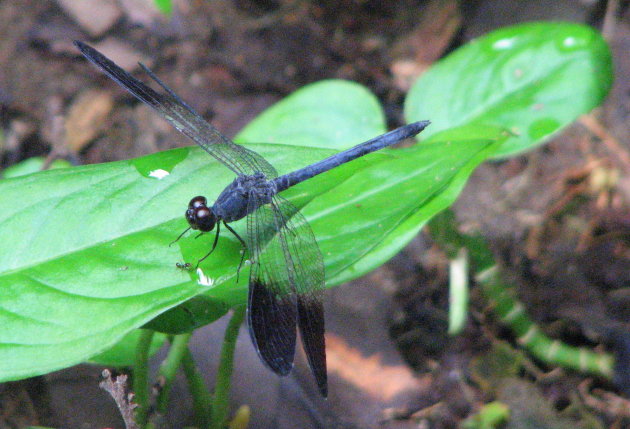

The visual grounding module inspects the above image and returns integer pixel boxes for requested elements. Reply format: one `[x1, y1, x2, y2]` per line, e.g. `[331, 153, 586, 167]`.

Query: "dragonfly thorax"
[212, 173, 276, 223]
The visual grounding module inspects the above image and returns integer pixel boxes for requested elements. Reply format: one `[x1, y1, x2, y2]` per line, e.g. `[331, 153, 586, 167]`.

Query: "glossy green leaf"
[406, 22, 612, 158]
[331, 124, 508, 284]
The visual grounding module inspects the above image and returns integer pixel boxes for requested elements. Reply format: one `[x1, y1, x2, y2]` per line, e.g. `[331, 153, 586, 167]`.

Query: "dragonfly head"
[186, 196, 217, 232]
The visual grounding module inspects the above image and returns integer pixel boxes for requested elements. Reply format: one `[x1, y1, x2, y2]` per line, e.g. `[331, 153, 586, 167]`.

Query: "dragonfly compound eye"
[189, 195, 207, 209]
[188, 206, 216, 232]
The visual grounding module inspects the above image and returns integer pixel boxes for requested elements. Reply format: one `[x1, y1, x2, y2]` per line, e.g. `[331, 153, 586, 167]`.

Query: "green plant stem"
[156, 332, 193, 414]
[210, 306, 246, 429]
[476, 266, 613, 377]
[182, 347, 213, 428]
[462, 401, 510, 429]
[448, 247, 469, 335]
[430, 209, 614, 378]
[134, 329, 155, 427]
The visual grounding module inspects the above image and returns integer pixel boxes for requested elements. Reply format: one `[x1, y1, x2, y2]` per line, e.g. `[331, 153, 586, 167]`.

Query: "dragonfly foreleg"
[196, 222, 222, 268]
[169, 227, 191, 246]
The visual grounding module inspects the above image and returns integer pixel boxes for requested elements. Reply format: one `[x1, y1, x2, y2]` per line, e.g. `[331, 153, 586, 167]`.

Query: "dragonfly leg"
[196, 222, 221, 268]
[169, 227, 191, 246]
[223, 222, 247, 282]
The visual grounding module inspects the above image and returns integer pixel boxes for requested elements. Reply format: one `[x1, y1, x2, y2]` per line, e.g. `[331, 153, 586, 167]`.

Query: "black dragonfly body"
[75, 41, 430, 397]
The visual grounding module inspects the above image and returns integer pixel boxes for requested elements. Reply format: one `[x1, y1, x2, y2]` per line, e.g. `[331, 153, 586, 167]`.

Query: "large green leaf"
[406, 22, 612, 158]
[0, 76, 493, 380]
[0, 81, 390, 381]
[154, 0, 172, 15]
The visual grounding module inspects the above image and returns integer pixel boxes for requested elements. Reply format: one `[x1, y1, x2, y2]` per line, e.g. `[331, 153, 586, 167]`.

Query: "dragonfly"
[75, 41, 430, 397]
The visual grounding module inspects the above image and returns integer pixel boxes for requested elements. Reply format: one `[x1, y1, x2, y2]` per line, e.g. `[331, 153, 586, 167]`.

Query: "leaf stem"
[134, 329, 155, 427]
[210, 306, 246, 429]
[182, 347, 213, 428]
[156, 332, 193, 414]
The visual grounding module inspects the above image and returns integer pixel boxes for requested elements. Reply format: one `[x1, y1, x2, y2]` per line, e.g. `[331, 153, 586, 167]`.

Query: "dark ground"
[0, 0, 629, 428]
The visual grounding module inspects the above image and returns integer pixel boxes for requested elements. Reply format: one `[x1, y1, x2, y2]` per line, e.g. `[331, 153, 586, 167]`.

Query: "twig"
[100, 369, 139, 429]
[580, 114, 630, 171]
[601, 0, 620, 41]
[578, 379, 630, 418]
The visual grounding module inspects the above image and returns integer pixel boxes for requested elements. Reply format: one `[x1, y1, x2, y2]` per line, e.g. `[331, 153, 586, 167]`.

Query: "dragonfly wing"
[246, 191, 297, 375]
[271, 195, 327, 397]
[75, 41, 277, 178]
[247, 193, 327, 395]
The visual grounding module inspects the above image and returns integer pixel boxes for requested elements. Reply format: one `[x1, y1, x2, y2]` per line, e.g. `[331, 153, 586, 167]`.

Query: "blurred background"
[0, 0, 629, 428]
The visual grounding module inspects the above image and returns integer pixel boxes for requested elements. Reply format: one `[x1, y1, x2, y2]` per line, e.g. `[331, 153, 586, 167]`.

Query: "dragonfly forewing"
[74, 41, 277, 179]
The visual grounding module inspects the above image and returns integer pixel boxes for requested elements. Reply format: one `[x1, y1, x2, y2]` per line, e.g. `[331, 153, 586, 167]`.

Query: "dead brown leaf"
[65, 89, 114, 151]
[327, 333, 424, 402]
[390, 0, 462, 91]
[56, 0, 122, 37]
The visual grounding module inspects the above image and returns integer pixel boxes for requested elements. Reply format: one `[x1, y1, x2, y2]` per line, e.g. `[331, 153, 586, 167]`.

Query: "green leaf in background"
[237, 80, 386, 149]
[2, 157, 72, 179]
[406, 22, 613, 158]
[154, 0, 172, 16]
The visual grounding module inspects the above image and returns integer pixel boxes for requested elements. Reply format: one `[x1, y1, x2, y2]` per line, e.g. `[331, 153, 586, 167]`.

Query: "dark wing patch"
[246, 190, 327, 396]
[248, 277, 296, 375]
[75, 41, 277, 178]
[271, 195, 327, 397]
[246, 190, 297, 375]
